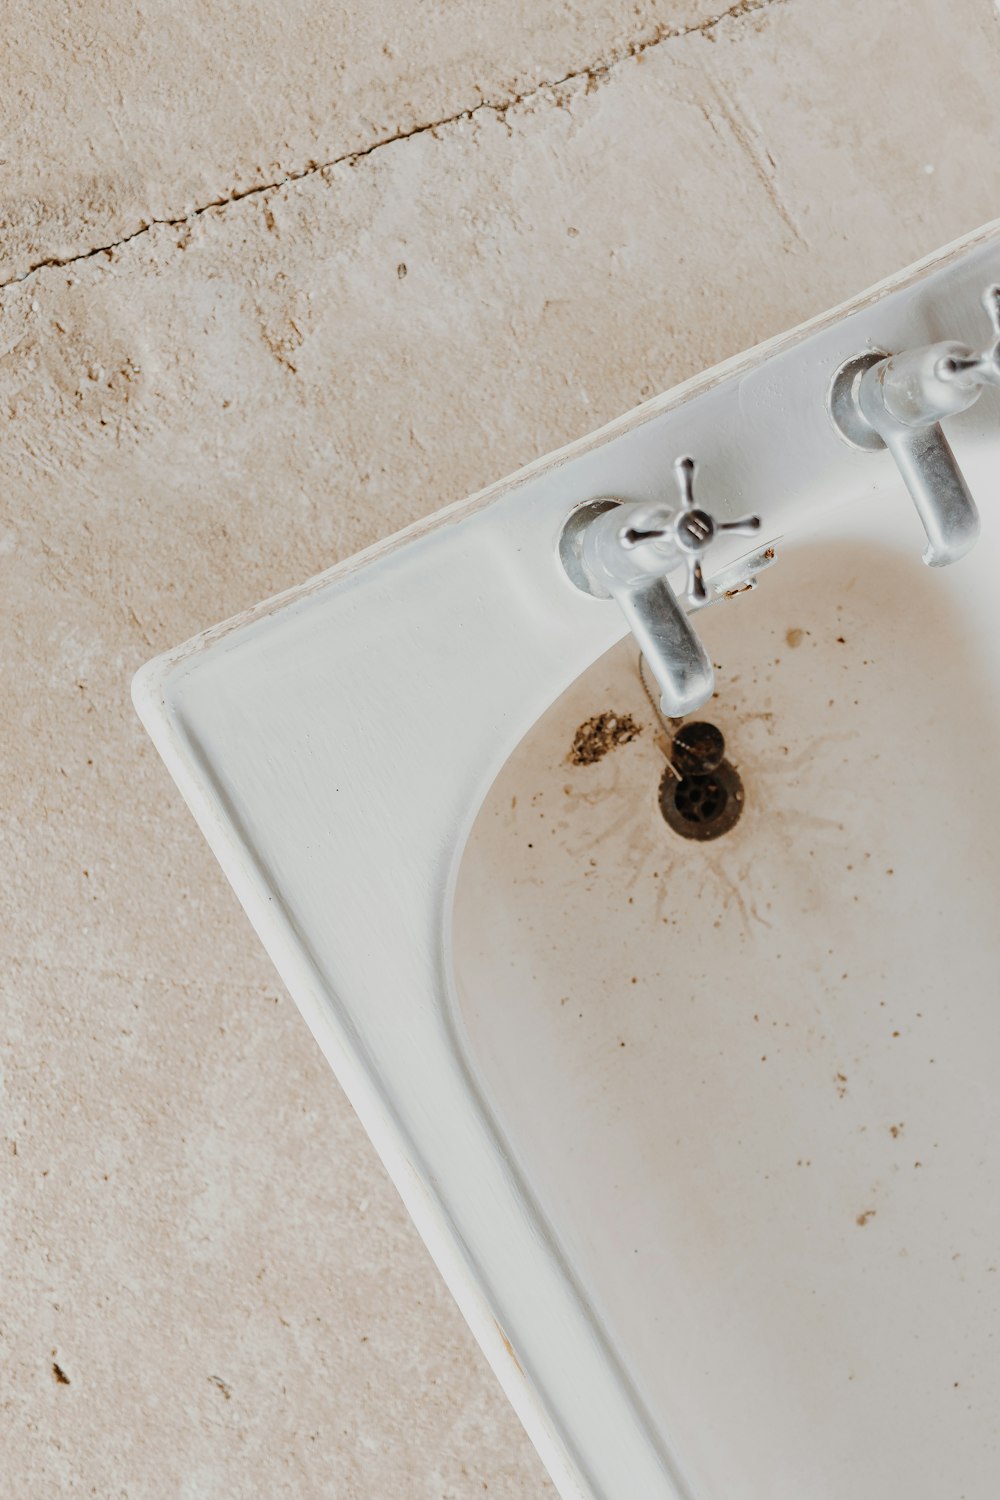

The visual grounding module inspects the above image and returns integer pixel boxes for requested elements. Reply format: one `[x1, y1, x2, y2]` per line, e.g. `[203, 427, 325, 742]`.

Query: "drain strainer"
[659, 721, 744, 841]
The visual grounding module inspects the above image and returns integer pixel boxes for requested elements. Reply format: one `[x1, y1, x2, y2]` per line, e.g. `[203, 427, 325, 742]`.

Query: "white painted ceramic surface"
[135, 223, 1000, 1499]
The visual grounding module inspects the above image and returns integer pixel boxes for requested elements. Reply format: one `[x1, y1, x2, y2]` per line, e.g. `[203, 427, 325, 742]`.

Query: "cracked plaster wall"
[2, 0, 1000, 1495]
[2, 0, 769, 285]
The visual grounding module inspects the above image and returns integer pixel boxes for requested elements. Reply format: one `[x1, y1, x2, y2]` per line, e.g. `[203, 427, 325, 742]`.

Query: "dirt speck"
[51, 1361, 70, 1386]
[208, 1375, 231, 1400]
[568, 711, 641, 766]
[785, 627, 805, 648]
[856, 1210, 876, 1227]
[835, 1071, 848, 1098]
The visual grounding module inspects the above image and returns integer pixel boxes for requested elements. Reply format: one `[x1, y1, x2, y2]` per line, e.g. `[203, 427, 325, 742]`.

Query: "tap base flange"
[828, 350, 889, 451]
[557, 497, 622, 596]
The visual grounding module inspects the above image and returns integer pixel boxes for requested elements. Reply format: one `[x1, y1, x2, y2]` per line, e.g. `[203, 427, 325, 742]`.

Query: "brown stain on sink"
[494, 1319, 524, 1376]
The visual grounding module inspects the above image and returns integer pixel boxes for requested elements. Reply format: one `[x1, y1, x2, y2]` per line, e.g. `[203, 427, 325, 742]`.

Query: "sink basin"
[135, 221, 1000, 1499]
[455, 507, 1000, 1499]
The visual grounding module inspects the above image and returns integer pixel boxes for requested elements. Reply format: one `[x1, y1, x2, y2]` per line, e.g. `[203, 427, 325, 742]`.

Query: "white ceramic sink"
[136, 223, 1000, 1499]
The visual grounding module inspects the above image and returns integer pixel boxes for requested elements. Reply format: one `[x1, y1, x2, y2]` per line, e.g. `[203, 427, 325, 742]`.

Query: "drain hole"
[660, 722, 745, 841]
[675, 775, 727, 823]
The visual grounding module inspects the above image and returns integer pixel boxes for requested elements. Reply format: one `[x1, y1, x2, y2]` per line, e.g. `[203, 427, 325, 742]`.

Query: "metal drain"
[659, 721, 744, 841]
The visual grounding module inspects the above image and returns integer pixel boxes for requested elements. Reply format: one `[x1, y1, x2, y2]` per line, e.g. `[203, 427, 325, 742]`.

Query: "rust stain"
[494, 1320, 524, 1376]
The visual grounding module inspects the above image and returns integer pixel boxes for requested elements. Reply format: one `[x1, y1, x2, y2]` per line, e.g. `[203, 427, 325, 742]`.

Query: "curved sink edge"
[143, 653, 690, 1500]
[434, 654, 700, 1499]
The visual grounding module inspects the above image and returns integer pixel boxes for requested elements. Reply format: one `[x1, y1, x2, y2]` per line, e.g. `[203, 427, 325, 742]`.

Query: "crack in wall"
[0, 0, 786, 294]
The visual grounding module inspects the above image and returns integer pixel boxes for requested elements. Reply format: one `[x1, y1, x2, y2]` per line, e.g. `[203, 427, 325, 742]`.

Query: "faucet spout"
[848, 352, 983, 567]
[830, 282, 1000, 568]
[877, 419, 980, 568]
[612, 575, 715, 719]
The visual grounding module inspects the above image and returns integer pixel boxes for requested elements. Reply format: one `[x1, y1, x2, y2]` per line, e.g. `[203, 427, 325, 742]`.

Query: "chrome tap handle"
[559, 458, 767, 719]
[670, 456, 761, 608]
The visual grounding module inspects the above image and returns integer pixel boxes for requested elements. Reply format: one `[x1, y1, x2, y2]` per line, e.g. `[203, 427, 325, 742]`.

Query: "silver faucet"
[559, 457, 763, 718]
[830, 283, 1000, 566]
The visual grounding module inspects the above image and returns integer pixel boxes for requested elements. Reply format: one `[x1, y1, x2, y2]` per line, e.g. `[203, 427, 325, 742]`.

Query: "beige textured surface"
[1, 0, 742, 284]
[2, 1, 999, 1494]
